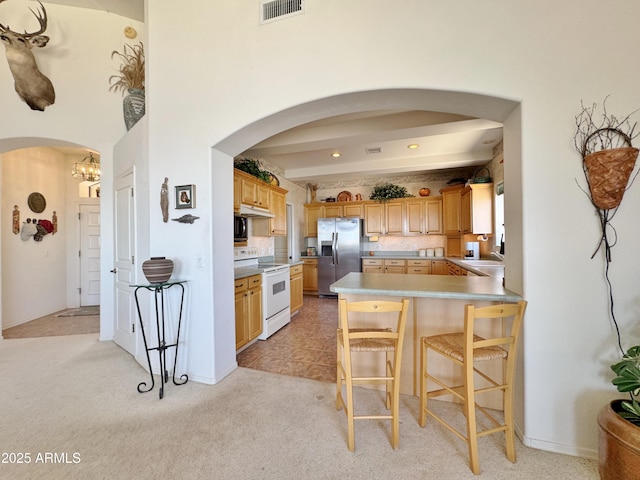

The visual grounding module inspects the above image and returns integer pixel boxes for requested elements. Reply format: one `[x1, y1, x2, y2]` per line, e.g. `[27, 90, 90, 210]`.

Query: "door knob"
[110, 268, 117, 273]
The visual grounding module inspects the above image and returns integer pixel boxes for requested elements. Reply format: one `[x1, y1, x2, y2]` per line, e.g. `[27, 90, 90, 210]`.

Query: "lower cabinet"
[235, 274, 263, 350]
[362, 258, 449, 275]
[362, 258, 383, 273]
[384, 259, 406, 273]
[406, 259, 431, 274]
[290, 264, 303, 313]
[302, 258, 318, 293]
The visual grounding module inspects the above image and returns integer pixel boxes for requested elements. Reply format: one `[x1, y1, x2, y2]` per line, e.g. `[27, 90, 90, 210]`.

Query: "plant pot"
[598, 400, 640, 480]
[123, 88, 145, 131]
[142, 257, 174, 284]
[584, 147, 638, 210]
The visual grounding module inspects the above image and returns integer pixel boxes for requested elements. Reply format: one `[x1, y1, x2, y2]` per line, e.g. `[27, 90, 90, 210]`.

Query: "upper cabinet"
[234, 169, 288, 237]
[305, 196, 443, 237]
[441, 183, 493, 235]
[466, 183, 493, 234]
[406, 198, 443, 235]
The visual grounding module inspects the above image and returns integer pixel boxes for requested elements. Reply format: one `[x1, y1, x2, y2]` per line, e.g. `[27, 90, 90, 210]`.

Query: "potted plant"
[109, 42, 145, 130]
[369, 182, 413, 202]
[598, 346, 640, 479]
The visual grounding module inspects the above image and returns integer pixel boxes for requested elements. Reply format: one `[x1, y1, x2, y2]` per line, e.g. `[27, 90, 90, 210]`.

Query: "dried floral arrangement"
[574, 97, 640, 157]
[109, 42, 145, 94]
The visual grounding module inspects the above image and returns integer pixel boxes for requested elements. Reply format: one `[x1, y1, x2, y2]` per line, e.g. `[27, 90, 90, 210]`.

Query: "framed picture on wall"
[175, 184, 195, 209]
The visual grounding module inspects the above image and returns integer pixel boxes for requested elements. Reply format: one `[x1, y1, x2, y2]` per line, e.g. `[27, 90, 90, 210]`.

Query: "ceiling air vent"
[365, 147, 382, 155]
[261, 0, 304, 24]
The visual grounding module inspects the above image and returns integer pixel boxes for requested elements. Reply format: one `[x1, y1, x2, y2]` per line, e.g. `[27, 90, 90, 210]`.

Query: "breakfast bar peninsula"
[330, 272, 523, 403]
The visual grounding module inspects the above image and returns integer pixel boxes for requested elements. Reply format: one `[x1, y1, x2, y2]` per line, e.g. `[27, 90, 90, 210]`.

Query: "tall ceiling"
[44, 0, 143, 21]
[39, 2, 504, 184]
[241, 110, 503, 183]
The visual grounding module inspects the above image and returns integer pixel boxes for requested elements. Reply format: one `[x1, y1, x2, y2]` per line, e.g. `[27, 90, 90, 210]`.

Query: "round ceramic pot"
[598, 400, 640, 480]
[142, 257, 174, 284]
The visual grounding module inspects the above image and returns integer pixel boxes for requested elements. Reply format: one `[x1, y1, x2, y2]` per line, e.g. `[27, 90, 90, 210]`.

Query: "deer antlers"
[0, 0, 48, 38]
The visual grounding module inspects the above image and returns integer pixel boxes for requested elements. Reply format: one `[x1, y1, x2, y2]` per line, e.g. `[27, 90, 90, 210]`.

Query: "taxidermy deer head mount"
[0, 0, 55, 111]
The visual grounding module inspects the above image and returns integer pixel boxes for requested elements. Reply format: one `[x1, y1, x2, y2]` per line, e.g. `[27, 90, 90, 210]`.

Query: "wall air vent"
[261, 0, 304, 24]
[365, 147, 382, 154]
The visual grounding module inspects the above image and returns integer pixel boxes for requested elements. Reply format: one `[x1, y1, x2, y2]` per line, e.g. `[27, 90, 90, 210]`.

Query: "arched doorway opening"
[0, 139, 102, 338]
[209, 88, 523, 381]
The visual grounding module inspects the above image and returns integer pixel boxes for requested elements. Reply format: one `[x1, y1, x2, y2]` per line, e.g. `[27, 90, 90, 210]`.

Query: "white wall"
[146, 0, 640, 459]
[1, 148, 68, 326]
[0, 4, 144, 334]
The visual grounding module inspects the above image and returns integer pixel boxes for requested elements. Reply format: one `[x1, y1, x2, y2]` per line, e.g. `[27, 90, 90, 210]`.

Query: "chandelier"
[72, 152, 101, 182]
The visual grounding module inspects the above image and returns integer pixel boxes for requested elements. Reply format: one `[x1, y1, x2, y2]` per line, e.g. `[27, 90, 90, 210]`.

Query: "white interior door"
[113, 173, 136, 355]
[79, 204, 100, 306]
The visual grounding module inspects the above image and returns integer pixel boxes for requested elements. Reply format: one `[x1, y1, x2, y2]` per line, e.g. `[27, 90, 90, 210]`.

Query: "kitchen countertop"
[234, 259, 303, 280]
[330, 272, 520, 302]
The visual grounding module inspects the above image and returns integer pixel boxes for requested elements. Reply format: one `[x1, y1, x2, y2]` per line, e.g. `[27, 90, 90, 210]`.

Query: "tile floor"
[2, 309, 100, 339]
[237, 295, 338, 383]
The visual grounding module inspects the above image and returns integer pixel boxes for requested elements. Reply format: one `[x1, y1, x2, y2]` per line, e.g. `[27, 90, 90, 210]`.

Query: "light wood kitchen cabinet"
[343, 203, 363, 218]
[461, 188, 472, 234]
[384, 259, 406, 273]
[362, 258, 383, 273]
[442, 186, 463, 235]
[445, 183, 494, 236]
[234, 168, 287, 220]
[323, 204, 343, 218]
[235, 274, 263, 350]
[290, 264, 303, 313]
[464, 183, 494, 234]
[363, 201, 404, 236]
[363, 203, 384, 236]
[406, 259, 431, 274]
[430, 260, 448, 275]
[385, 201, 404, 235]
[240, 176, 270, 209]
[425, 198, 443, 234]
[446, 261, 467, 276]
[304, 204, 322, 237]
[252, 187, 287, 236]
[234, 175, 241, 213]
[406, 198, 443, 235]
[302, 258, 318, 293]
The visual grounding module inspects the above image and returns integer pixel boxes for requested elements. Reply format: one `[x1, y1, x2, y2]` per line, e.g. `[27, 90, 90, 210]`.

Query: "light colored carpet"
[0, 334, 598, 479]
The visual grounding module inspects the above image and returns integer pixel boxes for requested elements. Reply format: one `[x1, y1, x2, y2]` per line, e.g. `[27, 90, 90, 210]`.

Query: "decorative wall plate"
[337, 191, 352, 202]
[28, 192, 46, 213]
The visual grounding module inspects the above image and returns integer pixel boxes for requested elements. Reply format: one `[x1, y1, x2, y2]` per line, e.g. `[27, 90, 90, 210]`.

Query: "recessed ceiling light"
[407, 144, 419, 149]
[331, 152, 341, 158]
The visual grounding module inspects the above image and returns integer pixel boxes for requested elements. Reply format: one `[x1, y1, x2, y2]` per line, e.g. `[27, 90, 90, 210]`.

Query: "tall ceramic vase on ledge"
[142, 257, 173, 284]
[123, 88, 145, 131]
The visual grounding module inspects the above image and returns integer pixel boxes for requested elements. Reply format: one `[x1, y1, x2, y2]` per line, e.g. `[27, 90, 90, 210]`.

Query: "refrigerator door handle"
[334, 232, 339, 265]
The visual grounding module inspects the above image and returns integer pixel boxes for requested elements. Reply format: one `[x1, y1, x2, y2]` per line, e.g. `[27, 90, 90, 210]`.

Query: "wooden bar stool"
[336, 298, 410, 451]
[418, 300, 527, 474]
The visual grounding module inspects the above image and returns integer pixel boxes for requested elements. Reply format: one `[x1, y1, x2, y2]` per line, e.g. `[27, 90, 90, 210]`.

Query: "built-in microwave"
[234, 215, 248, 244]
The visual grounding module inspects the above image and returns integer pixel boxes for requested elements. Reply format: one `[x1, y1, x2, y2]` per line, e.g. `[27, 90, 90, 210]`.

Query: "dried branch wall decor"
[574, 97, 640, 355]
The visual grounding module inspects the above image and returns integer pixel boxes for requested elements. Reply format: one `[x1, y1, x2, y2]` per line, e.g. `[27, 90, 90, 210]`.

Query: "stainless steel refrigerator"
[317, 217, 362, 296]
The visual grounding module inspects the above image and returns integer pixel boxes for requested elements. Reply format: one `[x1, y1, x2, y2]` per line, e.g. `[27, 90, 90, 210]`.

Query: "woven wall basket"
[584, 147, 639, 210]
